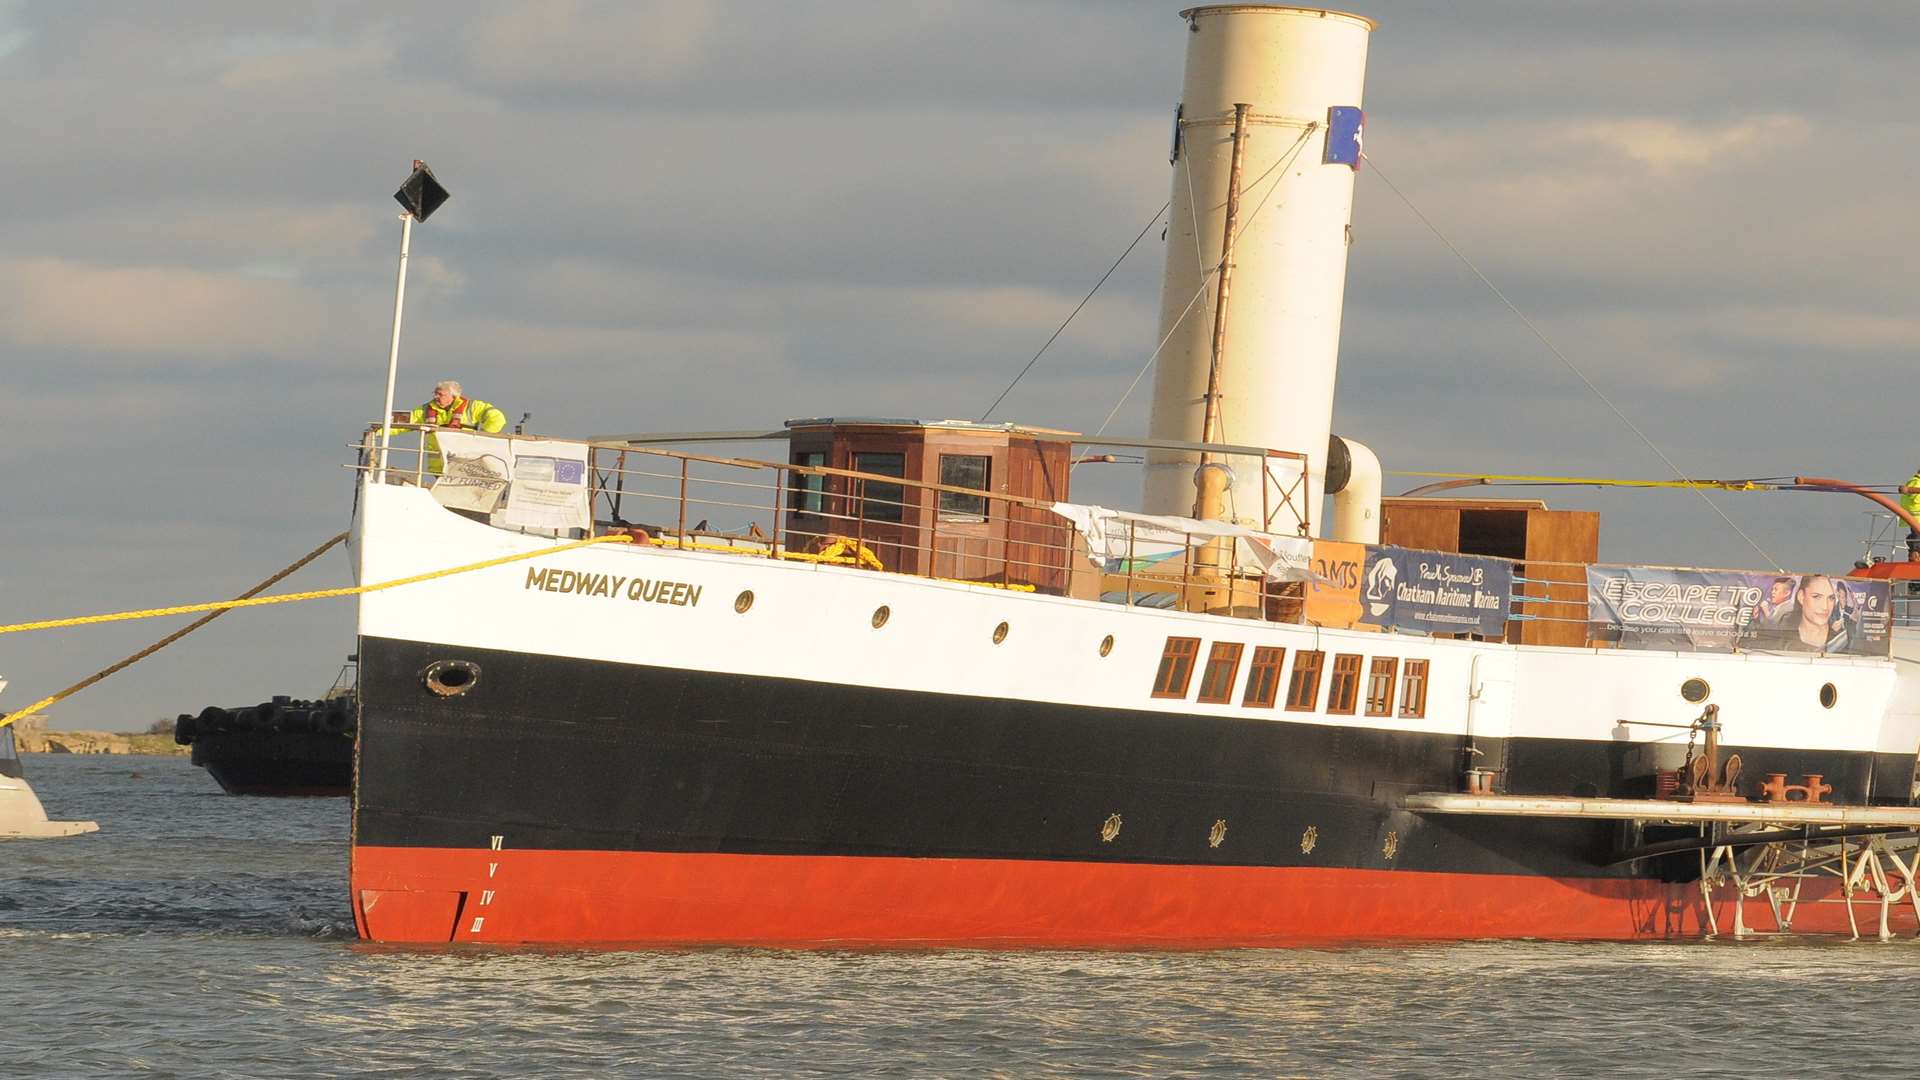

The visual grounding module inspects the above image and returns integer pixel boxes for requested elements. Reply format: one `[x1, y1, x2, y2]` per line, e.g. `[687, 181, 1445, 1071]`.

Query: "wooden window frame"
[790, 451, 827, 516]
[1242, 646, 1286, 709]
[1326, 654, 1363, 715]
[1365, 657, 1398, 717]
[1152, 637, 1202, 699]
[852, 451, 906, 523]
[1195, 642, 1244, 704]
[1285, 650, 1326, 712]
[1400, 659, 1430, 718]
[935, 453, 991, 521]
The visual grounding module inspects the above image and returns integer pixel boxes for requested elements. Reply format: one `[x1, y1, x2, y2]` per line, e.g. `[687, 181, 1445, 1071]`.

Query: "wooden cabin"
[1381, 496, 1598, 646]
[783, 419, 1077, 592]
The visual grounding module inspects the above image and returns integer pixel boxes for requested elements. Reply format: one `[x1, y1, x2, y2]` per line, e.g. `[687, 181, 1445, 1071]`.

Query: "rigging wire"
[978, 198, 1171, 422]
[1359, 150, 1784, 572]
[1082, 126, 1317, 456]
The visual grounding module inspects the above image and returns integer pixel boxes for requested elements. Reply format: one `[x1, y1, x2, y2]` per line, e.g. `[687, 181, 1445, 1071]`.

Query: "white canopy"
[1049, 502, 1316, 582]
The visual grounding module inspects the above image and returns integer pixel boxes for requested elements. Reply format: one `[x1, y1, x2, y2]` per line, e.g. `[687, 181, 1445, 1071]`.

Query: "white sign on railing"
[500, 439, 591, 532]
[428, 432, 589, 531]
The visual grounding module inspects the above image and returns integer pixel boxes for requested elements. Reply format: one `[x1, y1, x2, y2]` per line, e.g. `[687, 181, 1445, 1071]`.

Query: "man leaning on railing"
[404, 379, 507, 474]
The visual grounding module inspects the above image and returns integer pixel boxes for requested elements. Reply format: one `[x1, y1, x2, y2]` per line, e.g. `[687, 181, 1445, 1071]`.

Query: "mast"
[1188, 103, 1251, 612]
[1193, 101, 1252, 521]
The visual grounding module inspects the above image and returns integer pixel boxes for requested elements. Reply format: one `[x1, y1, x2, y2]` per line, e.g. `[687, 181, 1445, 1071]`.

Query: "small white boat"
[0, 677, 99, 839]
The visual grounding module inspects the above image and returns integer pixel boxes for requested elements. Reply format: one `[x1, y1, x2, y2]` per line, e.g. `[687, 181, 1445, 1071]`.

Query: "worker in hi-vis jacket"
[407, 379, 507, 474]
[1903, 466, 1920, 559]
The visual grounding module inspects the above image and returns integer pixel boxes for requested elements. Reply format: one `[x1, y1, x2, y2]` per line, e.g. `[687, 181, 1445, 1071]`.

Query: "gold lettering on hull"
[524, 566, 704, 608]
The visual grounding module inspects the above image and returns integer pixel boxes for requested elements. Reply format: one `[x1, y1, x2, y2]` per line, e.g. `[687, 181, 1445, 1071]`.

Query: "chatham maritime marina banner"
[1359, 546, 1513, 638]
[1586, 567, 1891, 656]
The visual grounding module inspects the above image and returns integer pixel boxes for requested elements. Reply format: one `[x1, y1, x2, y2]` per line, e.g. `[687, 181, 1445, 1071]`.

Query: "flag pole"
[375, 209, 415, 482]
[375, 159, 448, 483]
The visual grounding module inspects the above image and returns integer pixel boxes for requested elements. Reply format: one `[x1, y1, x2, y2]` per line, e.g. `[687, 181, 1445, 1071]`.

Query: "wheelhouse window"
[1400, 659, 1429, 718]
[790, 451, 826, 515]
[1152, 637, 1201, 699]
[1365, 657, 1398, 717]
[936, 454, 990, 520]
[1242, 646, 1286, 708]
[852, 452, 906, 523]
[1326, 654, 1363, 715]
[1195, 642, 1244, 704]
[1286, 650, 1325, 711]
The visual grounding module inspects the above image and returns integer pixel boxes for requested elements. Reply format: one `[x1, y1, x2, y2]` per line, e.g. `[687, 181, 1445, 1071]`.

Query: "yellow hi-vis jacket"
[1903, 471, 1920, 520]
[408, 396, 507, 474]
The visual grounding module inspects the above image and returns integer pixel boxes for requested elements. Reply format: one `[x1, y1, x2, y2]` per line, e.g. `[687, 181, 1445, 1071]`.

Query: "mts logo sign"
[1315, 554, 1362, 590]
[1305, 540, 1368, 628]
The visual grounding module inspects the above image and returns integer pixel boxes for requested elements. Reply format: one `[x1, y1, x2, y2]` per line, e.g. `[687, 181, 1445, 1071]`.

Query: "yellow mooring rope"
[0, 532, 633, 729]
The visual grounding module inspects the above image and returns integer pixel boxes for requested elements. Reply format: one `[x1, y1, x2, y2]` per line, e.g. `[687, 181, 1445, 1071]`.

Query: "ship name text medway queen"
[523, 566, 704, 608]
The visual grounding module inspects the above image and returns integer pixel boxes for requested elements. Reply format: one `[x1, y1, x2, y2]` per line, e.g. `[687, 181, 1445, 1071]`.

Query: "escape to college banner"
[1586, 567, 1891, 656]
[1358, 546, 1512, 637]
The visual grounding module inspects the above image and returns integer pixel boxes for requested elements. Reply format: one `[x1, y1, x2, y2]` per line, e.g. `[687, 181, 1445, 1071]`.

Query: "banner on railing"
[429, 433, 590, 532]
[1304, 540, 1367, 628]
[499, 439, 591, 532]
[429, 431, 511, 514]
[1049, 504, 1313, 581]
[1358, 546, 1512, 636]
[1586, 567, 1891, 655]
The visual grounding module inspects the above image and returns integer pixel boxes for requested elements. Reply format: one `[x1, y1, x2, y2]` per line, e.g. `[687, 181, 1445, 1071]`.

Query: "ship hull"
[348, 483, 1920, 946]
[348, 634, 1910, 945]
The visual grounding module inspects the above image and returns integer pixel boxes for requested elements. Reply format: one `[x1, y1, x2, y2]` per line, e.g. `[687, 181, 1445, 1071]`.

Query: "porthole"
[422, 659, 480, 698]
[734, 590, 755, 613]
[1099, 634, 1115, 657]
[992, 621, 1010, 645]
[872, 605, 891, 629]
[1679, 678, 1710, 704]
[1820, 683, 1838, 709]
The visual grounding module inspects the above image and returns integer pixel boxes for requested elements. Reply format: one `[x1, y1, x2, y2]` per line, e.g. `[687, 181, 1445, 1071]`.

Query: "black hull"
[188, 732, 351, 797]
[353, 635, 1899, 881]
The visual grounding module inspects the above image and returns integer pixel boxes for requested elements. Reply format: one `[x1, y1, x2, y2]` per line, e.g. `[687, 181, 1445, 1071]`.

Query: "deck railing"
[354, 425, 1911, 649]
[354, 425, 1311, 620]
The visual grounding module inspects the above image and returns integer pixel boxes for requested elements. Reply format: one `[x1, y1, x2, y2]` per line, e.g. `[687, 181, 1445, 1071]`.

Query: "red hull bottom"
[350, 845, 1918, 946]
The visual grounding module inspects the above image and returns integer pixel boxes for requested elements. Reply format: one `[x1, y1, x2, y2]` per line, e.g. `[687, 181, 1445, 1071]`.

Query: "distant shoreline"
[10, 719, 188, 756]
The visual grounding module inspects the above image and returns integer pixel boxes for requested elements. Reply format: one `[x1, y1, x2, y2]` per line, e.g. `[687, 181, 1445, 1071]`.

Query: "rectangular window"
[853, 452, 905, 523]
[1400, 659, 1429, 718]
[1326, 654, 1363, 715]
[1242, 646, 1286, 708]
[1285, 650, 1325, 711]
[790, 452, 826, 515]
[936, 454, 990, 520]
[1152, 637, 1201, 699]
[1195, 642, 1244, 704]
[1365, 657, 1398, 717]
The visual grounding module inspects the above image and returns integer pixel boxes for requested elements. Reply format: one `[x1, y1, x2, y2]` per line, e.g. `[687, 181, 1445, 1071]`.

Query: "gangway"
[1405, 792, 1920, 941]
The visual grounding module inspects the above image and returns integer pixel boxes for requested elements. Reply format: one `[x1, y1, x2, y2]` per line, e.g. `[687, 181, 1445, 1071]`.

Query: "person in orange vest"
[407, 380, 507, 473]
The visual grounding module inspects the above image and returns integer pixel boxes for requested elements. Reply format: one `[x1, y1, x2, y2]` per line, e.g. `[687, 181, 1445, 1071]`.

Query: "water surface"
[7, 755, 1919, 1078]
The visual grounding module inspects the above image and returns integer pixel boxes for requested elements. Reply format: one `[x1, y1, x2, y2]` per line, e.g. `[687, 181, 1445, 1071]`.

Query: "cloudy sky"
[4, 1, 1917, 730]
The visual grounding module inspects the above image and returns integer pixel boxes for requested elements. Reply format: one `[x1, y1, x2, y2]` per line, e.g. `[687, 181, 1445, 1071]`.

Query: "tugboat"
[0, 678, 100, 839]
